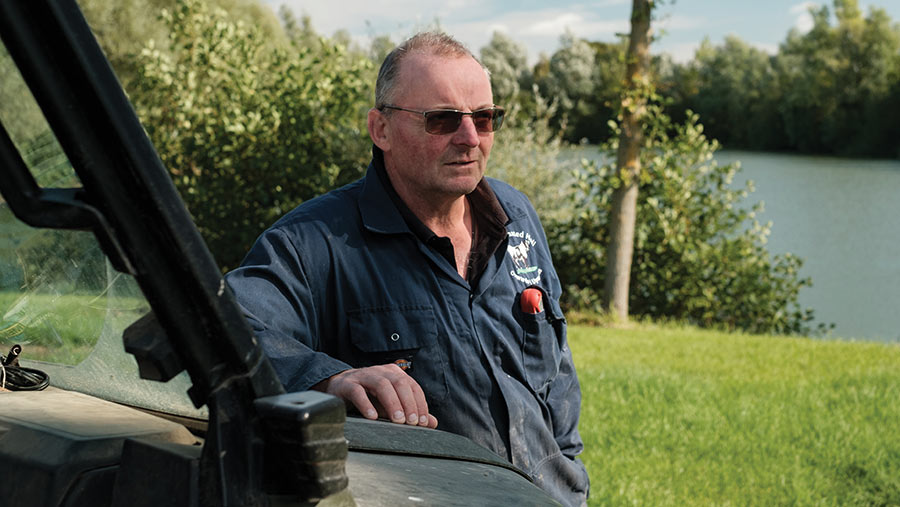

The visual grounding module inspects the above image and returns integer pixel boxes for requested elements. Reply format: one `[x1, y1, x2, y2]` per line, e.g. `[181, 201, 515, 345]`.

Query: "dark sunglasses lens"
[425, 111, 463, 134]
[473, 108, 504, 132]
[472, 110, 494, 132]
[423, 108, 505, 134]
[493, 108, 505, 131]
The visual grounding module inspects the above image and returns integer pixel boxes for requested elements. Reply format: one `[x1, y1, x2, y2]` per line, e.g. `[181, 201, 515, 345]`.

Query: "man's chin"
[463, 180, 483, 195]
[448, 168, 484, 189]
[448, 176, 482, 196]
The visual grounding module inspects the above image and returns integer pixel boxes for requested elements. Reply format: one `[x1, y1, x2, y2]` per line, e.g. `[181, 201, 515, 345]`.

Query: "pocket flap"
[347, 305, 437, 353]
[545, 292, 564, 322]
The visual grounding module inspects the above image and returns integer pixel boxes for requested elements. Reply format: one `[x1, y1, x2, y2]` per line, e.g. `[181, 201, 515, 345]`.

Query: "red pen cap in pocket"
[520, 287, 544, 314]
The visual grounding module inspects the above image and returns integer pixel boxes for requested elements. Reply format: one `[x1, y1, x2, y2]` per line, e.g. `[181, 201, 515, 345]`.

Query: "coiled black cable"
[1, 344, 50, 391]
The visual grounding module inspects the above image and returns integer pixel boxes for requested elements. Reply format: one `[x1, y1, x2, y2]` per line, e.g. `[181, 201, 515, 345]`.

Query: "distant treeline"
[663, 1, 900, 158]
[489, 0, 900, 158]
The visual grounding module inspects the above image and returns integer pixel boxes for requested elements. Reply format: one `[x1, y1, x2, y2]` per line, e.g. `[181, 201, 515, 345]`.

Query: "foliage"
[0, 46, 50, 151]
[76, 0, 286, 85]
[129, 0, 373, 270]
[776, 0, 900, 157]
[534, 32, 627, 143]
[480, 31, 530, 107]
[680, 36, 786, 151]
[664, 0, 900, 158]
[570, 322, 900, 506]
[541, 31, 596, 114]
[550, 107, 817, 335]
[486, 89, 577, 224]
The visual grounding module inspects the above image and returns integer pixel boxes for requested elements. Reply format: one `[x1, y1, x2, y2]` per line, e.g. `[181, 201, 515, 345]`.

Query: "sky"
[264, 0, 900, 64]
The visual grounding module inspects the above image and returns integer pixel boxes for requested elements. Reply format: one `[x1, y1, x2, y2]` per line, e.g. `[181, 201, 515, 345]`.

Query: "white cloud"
[523, 12, 627, 40]
[655, 14, 706, 32]
[524, 13, 584, 36]
[789, 1, 820, 15]
[271, 0, 451, 37]
[656, 38, 778, 64]
[265, 0, 631, 64]
[751, 41, 779, 56]
[488, 23, 510, 35]
[790, 1, 820, 33]
[443, 0, 479, 12]
[658, 42, 699, 64]
[484, 8, 627, 62]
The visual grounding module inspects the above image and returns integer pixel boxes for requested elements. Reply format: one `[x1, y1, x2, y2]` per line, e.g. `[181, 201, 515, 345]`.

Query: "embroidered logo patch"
[507, 230, 543, 285]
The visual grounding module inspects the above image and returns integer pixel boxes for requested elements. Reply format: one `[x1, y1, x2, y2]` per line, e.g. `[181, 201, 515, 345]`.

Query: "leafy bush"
[487, 88, 578, 224]
[130, 0, 372, 270]
[550, 107, 818, 335]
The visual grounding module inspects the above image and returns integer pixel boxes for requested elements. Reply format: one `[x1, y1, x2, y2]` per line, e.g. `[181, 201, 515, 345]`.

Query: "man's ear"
[367, 108, 391, 151]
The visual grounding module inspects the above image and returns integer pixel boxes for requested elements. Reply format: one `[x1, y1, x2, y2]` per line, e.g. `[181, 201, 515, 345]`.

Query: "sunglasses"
[379, 105, 505, 135]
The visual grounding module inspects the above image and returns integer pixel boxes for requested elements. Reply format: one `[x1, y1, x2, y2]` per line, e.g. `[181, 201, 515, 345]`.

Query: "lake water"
[569, 148, 900, 342]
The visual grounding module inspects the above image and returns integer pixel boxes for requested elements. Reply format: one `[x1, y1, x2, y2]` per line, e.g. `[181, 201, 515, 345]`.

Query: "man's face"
[373, 53, 495, 201]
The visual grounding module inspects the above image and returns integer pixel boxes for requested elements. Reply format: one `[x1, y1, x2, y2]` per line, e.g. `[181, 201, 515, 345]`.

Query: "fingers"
[315, 364, 438, 428]
[313, 372, 379, 419]
[345, 381, 379, 420]
[371, 374, 407, 423]
[392, 376, 430, 425]
[366, 365, 432, 427]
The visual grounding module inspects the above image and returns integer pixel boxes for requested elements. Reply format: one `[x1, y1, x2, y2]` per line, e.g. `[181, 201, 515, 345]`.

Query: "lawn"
[569, 323, 900, 506]
[0, 291, 148, 364]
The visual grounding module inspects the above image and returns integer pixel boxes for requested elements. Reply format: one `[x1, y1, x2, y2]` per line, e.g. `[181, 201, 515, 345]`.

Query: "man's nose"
[451, 115, 481, 147]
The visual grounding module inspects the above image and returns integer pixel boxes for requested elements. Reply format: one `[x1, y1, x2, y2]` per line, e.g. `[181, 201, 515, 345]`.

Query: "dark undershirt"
[373, 147, 508, 285]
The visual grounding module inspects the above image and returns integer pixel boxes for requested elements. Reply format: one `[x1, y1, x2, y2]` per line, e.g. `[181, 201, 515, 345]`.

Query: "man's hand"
[313, 364, 438, 428]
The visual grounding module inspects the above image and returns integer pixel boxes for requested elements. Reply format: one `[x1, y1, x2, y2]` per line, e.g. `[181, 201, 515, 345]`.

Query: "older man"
[226, 31, 589, 506]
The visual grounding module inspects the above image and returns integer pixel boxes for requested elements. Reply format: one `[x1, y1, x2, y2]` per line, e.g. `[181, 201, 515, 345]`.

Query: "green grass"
[570, 323, 900, 506]
[0, 291, 147, 364]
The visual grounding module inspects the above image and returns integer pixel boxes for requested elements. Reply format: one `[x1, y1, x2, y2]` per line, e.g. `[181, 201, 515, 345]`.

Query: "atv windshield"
[0, 39, 201, 419]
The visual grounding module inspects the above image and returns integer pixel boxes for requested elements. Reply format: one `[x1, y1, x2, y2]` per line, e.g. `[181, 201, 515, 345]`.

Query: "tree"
[76, 0, 286, 85]
[536, 30, 597, 139]
[488, 88, 575, 224]
[604, 0, 653, 321]
[689, 36, 784, 150]
[772, 0, 899, 155]
[0, 46, 46, 145]
[551, 108, 818, 334]
[130, 0, 373, 270]
[657, 0, 900, 157]
[368, 34, 395, 68]
[480, 31, 530, 107]
[576, 40, 628, 143]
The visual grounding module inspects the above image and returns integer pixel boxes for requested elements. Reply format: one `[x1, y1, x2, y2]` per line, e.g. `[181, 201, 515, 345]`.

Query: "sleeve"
[225, 227, 351, 392]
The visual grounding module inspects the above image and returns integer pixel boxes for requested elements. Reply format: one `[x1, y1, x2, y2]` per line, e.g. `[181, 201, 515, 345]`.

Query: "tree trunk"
[604, 0, 653, 321]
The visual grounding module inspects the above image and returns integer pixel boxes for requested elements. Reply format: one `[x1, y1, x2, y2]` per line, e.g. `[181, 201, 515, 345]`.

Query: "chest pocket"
[347, 305, 448, 403]
[518, 286, 565, 394]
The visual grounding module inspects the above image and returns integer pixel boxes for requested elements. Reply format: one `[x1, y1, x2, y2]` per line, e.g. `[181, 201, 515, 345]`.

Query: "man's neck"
[385, 168, 476, 278]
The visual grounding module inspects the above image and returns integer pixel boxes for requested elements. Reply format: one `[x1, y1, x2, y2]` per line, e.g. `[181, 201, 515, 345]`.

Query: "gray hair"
[374, 31, 488, 108]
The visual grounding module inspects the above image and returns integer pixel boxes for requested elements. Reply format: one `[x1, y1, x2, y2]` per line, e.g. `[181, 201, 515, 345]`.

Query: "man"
[226, 31, 589, 506]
